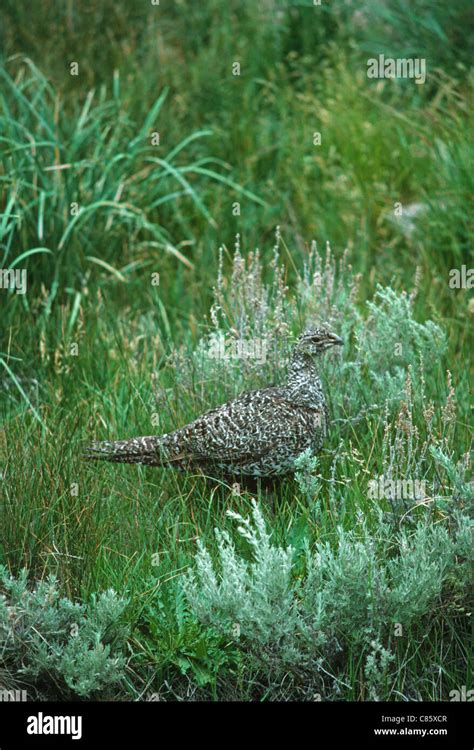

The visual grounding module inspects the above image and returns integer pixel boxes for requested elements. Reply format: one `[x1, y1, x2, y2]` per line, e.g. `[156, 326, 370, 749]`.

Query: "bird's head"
[294, 327, 343, 357]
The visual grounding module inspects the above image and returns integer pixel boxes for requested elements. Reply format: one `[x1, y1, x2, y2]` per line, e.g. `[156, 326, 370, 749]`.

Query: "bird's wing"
[167, 389, 319, 466]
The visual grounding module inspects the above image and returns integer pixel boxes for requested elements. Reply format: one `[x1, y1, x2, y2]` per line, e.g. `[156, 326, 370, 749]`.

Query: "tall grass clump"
[357, 0, 474, 73]
[0, 57, 262, 293]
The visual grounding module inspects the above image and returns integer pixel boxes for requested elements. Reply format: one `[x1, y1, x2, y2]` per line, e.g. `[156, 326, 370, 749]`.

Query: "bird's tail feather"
[82, 436, 164, 466]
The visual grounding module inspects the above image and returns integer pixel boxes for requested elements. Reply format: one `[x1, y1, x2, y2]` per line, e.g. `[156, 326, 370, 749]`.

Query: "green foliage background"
[0, 0, 472, 700]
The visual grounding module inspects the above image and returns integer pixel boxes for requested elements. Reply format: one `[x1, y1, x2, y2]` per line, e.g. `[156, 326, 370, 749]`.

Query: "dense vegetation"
[0, 1, 472, 701]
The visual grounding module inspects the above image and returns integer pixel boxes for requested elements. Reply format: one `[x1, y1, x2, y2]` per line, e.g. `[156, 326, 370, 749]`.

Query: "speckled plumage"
[83, 328, 343, 478]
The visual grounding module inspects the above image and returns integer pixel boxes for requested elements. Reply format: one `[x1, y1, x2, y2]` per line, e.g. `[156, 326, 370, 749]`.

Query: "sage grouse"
[84, 328, 342, 478]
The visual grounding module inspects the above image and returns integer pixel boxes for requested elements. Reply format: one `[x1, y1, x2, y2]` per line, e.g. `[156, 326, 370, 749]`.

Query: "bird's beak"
[328, 334, 343, 347]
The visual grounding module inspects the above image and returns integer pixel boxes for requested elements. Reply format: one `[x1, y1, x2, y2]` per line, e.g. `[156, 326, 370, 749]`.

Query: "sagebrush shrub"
[0, 567, 129, 699]
[184, 503, 471, 694]
[170, 239, 451, 421]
